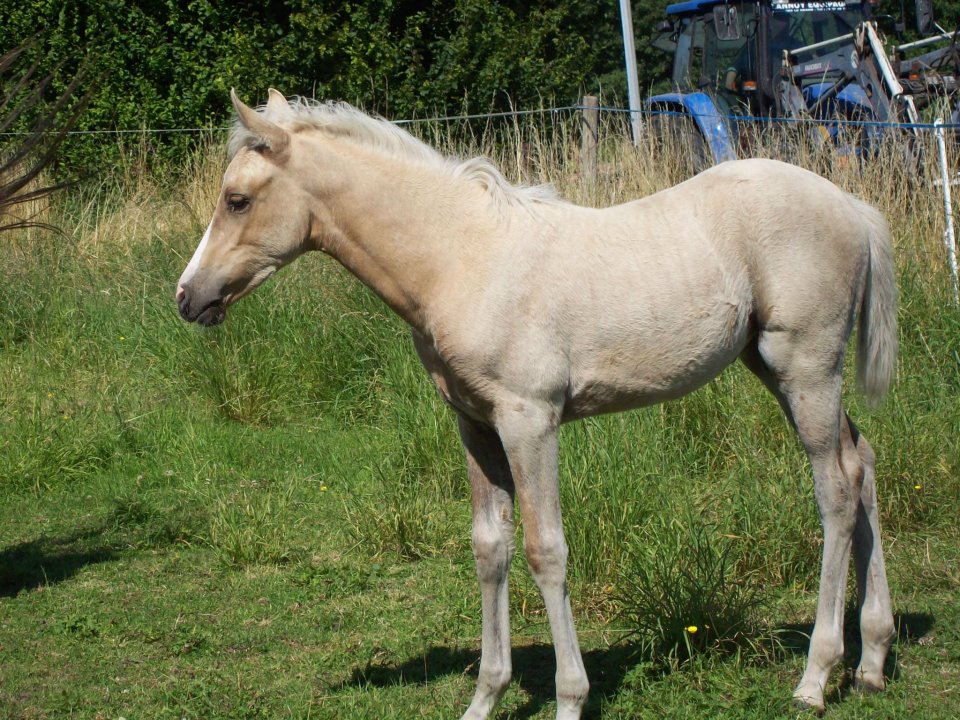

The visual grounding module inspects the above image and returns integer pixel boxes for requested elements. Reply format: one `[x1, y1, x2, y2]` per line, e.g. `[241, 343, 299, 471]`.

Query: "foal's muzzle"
[176, 282, 227, 326]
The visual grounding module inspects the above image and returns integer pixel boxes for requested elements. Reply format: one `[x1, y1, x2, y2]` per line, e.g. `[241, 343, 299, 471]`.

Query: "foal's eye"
[226, 194, 251, 214]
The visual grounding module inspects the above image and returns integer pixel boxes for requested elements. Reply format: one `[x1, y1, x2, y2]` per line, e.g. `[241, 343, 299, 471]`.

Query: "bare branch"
[0, 40, 92, 233]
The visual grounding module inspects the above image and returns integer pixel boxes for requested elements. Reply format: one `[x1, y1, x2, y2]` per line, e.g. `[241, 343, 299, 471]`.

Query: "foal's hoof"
[792, 693, 826, 716]
[853, 673, 885, 695]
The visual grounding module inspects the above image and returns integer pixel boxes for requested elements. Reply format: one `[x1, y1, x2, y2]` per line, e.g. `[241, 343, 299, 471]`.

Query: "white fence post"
[618, 0, 643, 145]
[934, 119, 960, 305]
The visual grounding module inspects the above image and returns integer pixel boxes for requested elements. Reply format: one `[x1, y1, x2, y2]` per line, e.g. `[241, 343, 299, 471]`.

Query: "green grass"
[1, 124, 959, 718]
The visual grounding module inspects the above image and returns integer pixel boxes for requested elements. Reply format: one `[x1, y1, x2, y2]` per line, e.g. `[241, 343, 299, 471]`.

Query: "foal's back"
[547, 159, 874, 419]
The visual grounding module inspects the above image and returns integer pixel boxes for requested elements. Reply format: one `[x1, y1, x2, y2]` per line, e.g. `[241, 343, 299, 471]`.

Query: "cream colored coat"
[177, 90, 898, 719]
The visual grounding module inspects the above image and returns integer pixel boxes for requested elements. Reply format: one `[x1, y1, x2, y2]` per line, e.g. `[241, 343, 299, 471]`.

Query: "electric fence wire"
[4, 104, 960, 137]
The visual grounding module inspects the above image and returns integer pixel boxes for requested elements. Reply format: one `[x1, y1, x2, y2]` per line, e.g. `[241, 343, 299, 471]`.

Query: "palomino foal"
[176, 90, 898, 718]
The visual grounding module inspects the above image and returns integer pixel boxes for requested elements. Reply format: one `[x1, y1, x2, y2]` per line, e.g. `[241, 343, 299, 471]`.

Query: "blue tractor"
[646, 0, 955, 166]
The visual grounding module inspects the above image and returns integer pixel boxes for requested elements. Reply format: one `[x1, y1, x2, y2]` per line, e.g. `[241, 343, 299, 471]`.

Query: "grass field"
[1, 117, 959, 719]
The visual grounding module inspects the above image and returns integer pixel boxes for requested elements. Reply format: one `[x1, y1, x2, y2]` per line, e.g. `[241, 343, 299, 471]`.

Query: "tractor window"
[672, 16, 704, 90]
[669, 3, 761, 113]
[702, 4, 758, 89]
[672, 4, 758, 93]
[769, 4, 869, 68]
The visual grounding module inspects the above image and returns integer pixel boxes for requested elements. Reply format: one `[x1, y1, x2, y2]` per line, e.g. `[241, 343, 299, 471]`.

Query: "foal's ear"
[230, 88, 290, 157]
[266, 88, 288, 112]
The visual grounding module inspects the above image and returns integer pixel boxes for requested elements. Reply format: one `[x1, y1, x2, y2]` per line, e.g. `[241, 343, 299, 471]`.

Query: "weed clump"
[613, 520, 764, 664]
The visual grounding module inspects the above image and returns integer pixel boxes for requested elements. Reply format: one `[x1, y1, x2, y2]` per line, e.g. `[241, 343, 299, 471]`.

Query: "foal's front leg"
[498, 403, 589, 720]
[458, 416, 517, 720]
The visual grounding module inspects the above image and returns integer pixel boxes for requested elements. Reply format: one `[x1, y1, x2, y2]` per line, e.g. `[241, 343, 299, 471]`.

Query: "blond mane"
[228, 96, 559, 212]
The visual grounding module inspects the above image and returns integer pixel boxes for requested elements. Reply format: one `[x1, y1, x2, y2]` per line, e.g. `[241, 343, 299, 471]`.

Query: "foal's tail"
[849, 195, 898, 408]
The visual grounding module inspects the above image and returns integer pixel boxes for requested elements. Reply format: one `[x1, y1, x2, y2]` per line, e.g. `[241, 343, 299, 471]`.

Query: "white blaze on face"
[176, 222, 212, 301]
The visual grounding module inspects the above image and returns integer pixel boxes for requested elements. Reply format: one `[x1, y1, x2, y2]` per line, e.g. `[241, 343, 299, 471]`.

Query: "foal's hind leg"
[744, 332, 862, 712]
[847, 418, 896, 692]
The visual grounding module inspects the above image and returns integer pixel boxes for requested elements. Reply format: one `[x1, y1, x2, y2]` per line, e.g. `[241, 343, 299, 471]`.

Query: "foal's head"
[176, 89, 312, 326]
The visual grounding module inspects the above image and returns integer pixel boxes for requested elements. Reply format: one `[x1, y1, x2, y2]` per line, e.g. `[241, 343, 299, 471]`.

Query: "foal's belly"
[563, 300, 753, 421]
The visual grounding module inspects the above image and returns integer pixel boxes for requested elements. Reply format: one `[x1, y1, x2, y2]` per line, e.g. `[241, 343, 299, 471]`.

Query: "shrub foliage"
[0, 0, 667, 171]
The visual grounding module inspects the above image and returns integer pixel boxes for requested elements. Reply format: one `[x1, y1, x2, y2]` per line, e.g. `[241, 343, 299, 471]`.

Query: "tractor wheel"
[806, 123, 837, 175]
[900, 131, 923, 179]
[649, 109, 709, 176]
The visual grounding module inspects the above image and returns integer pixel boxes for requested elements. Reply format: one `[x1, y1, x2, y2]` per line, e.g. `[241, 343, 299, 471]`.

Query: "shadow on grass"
[0, 525, 119, 598]
[337, 640, 650, 719]
[0, 492, 206, 598]
[770, 611, 934, 708]
[336, 612, 934, 718]
[771, 610, 933, 660]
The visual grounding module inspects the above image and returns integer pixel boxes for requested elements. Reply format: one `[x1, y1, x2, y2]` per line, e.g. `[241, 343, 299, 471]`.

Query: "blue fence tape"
[585, 104, 960, 131]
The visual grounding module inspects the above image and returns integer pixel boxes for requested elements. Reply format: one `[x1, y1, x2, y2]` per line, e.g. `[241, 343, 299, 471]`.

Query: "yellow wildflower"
[686, 625, 698, 634]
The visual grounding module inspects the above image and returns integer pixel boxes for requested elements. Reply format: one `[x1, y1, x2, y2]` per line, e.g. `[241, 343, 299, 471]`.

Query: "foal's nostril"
[177, 289, 192, 321]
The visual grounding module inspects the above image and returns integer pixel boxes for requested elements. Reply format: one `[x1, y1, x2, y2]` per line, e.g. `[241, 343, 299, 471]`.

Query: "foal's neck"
[303, 135, 501, 332]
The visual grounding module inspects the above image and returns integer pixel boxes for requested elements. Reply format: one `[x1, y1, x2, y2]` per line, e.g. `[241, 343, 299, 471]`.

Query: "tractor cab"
[647, 0, 902, 164]
[653, 0, 873, 118]
[648, 0, 956, 168]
